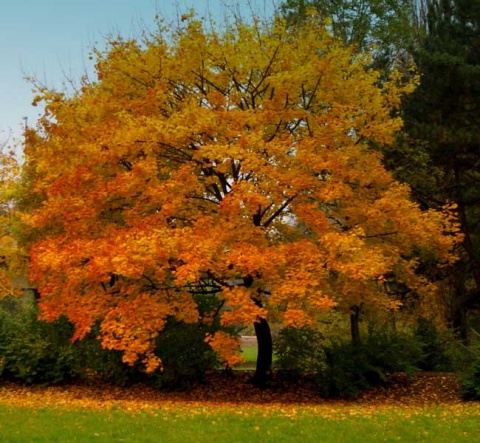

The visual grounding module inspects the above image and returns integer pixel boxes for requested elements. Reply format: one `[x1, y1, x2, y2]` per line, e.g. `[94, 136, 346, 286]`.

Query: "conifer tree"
[402, 0, 480, 339]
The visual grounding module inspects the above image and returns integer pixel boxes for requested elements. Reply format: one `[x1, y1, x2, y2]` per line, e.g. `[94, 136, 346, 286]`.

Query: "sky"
[0, 0, 275, 146]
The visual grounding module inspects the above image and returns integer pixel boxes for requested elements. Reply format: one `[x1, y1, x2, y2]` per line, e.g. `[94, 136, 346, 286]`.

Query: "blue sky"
[1, 0, 275, 145]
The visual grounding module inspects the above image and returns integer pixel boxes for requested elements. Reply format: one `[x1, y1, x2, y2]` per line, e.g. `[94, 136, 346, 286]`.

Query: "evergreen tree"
[402, 0, 480, 340]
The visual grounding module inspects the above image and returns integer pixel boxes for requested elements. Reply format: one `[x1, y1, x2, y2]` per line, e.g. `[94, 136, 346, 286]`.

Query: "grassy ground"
[236, 339, 278, 370]
[236, 341, 258, 370]
[0, 372, 479, 442]
[0, 402, 479, 442]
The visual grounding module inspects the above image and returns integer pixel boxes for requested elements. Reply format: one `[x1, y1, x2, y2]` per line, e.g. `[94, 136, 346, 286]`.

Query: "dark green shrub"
[0, 299, 150, 386]
[315, 341, 373, 399]
[458, 340, 480, 400]
[273, 326, 324, 376]
[72, 324, 141, 386]
[315, 331, 424, 398]
[414, 317, 453, 372]
[85, 318, 223, 390]
[151, 318, 220, 389]
[0, 296, 222, 389]
[0, 300, 79, 384]
[74, 291, 226, 388]
[364, 329, 425, 374]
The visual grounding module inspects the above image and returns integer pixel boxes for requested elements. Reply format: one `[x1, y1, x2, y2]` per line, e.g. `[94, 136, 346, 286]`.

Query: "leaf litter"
[0, 371, 479, 420]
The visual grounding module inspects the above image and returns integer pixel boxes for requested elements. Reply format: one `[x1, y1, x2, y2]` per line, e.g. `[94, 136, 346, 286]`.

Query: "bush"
[315, 331, 424, 399]
[458, 339, 480, 400]
[0, 300, 79, 384]
[273, 326, 324, 377]
[72, 324, 141, 386]
[414, 317, 453, 372]
[0, 298, 134, 385]
[77, 317, 223, 389]
[315, 341, 373, 399]
[0, 297, 223, 389]
[151, 319, 220, 389]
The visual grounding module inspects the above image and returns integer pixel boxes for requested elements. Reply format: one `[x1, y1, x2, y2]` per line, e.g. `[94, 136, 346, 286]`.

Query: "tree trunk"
[253, 317, 273, 387]
[350, 305, 361, 347]
[452, 307, 468, 344]
[451, 276, 470, 344]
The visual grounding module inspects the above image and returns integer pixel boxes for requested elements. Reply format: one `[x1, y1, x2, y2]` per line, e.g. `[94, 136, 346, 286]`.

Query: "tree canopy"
[23, 14, 461, 372]
[279, 0, 417, 70]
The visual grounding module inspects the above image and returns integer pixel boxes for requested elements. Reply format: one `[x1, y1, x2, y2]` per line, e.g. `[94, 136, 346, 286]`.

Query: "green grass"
[241, 343, 258, 362]
[0, 404, 479, 442]
[233, 342, 258, 370]
[236, 341, 282, 371]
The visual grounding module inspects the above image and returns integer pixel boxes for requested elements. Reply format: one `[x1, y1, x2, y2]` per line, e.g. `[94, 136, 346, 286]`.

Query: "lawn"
[0, 372, 479, 442]
[236, 339, 258, 370]
[0, 403, 479, 443]
[240, 342, 258, 363]
[236, 338, 277, 370]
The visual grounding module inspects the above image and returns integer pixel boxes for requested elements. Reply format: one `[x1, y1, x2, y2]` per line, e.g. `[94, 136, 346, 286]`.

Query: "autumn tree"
[23, 14, 460, 385]
[0, 145, 23, 298]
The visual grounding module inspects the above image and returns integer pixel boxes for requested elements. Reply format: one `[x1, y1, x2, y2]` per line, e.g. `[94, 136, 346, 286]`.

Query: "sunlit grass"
[240, 343, 257, 362]
[236, 340, 281, 371]
[232, 341, 257, 370]
[0, 404, 479, 442]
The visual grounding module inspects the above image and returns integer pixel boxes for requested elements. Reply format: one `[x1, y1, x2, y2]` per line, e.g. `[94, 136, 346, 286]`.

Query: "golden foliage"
[0, 147, 25, 299]
[23, 14, 461, 370]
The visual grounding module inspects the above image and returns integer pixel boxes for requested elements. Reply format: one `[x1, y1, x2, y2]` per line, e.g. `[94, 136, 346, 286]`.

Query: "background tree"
[23, 14, 460, 386]
[279, 0, 417, 73]
[0, 146, 23, 298]
[280, 0, 480, 341]
[401, 0, 480, 340]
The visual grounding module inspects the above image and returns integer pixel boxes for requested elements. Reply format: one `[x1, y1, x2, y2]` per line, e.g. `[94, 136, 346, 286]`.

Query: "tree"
[401, 0, 480, 340]
[0, 145, 23, 298]
[279, 0, 417, 72]
[23, 14, 460, 385]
